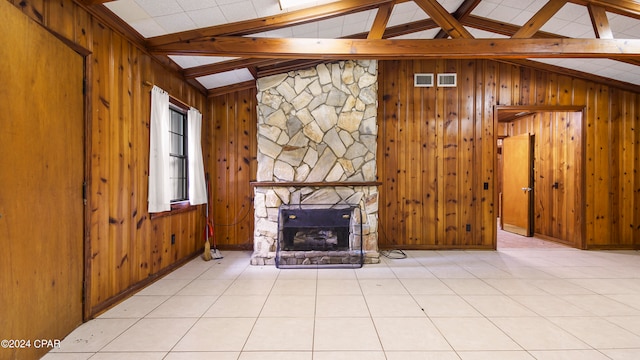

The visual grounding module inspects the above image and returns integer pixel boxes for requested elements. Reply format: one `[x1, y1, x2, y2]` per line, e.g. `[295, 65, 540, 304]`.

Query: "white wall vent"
[437, 73, 457, 87]
[414, 73, 434, 87]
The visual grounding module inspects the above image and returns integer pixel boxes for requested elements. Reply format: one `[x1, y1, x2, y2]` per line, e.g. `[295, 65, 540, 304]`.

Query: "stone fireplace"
[251, 60, 380, 266]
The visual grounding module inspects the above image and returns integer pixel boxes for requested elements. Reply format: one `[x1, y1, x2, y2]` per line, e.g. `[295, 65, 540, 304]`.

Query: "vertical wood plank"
[460, 60, 475, 245]
[483, 60, 497, 247]
[379, 60, 401, 247]
[593, 84, 612, 246]
[443, 59, 460, 245]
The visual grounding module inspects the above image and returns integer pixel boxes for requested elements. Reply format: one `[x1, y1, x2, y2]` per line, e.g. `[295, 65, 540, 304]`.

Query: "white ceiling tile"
[471, 1, 499, 18]
[331, 10, 376, 37]
[197, 68, 255, 88]
[389, 1, 427, 27]
[216, 0, 244, 5]
[440, 0, 465, 13]
[276, 0, 338, 11]
[177, 0, 217, 11]
[486, 4, 523, 24]
[608, 13, 640, 39]
[468, 28, 508, 39]
[128, 18, 168, 37]
[169, 55, 238, 68]
[540, 17, 568, 34]
[104, 0, 150, 22]
[187, 6, 227, 28]
[317, 17, 344, 38]
[135, 0, 184, 17]
[343, 9, 376, 24]
[219, 0, 258, 22]
[155, 12, 198, 33]
[554, 3, 588, 23]
[544, 6, 595, 39]
[251, 0, 284, 18]
[510, 10, 536, 26]
[560, 23, 594, 38]
[251, 28, 294, 38]
[524, 0, 548, 13]
[291, 22, 319, 38]
[493, 0, 530, 11]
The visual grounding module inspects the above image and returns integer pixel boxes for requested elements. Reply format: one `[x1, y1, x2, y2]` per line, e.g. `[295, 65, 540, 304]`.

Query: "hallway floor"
[44, 237, 640, 360]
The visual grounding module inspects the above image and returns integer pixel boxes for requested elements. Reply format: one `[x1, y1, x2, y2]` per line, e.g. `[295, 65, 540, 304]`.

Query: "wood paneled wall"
[7, 0, 208, 318]
[204, 89, 257, 249]
[88, 21, 206, 316]
[378, 60, 496, 249]
[378, 59, 640, 250]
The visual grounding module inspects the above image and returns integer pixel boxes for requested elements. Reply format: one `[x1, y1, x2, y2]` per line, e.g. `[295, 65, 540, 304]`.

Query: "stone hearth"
[251, 60, 380, 266]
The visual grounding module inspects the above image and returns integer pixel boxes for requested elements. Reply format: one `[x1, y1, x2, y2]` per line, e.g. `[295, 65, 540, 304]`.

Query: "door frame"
[494, 105, 586, 249]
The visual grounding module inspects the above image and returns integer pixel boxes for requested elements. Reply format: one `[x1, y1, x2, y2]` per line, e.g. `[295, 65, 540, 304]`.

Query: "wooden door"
[502, 134, 534, 236]
[0, 2, 84, 358]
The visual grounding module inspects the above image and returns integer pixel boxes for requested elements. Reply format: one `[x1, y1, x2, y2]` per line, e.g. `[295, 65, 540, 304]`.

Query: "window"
[169, 105, 188, 203]
[148, 85, 207, 214]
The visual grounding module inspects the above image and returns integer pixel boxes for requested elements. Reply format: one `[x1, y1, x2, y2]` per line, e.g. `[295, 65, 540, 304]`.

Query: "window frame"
[151, 97, 196, 218]
[168, 103, 188, 203]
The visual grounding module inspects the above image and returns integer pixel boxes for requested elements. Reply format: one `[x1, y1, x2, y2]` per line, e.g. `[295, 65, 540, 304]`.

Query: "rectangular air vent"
[414, 73, 434, 87]
[437, 73, 457, 87]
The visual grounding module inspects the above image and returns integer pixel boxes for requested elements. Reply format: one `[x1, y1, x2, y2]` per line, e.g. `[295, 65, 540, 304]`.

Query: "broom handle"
[205, 173, 210, 241]
[205, 173, 214, 246]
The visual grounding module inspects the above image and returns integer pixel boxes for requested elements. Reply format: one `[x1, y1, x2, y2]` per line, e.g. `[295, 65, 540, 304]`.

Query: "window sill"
[150, 201, 198, 219]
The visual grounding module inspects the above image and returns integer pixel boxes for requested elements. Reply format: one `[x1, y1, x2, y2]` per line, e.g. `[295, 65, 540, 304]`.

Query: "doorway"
[495, 106, 585, 249]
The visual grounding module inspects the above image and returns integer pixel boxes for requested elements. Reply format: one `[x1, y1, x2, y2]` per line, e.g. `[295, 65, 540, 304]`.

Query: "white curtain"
[188, 107, 208, 205]
[148, 86, 171, 213]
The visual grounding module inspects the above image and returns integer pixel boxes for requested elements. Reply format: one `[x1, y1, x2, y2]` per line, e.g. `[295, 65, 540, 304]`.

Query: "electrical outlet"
[171, 234, 175, 245]
[466, 224, 471, 232]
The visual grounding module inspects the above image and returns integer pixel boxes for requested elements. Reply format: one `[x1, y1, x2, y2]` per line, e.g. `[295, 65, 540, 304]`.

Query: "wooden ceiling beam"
[146, 0, 394, 47]
[177, 11, 640, 80]
[368, 2, 394, 39]
[462, 15, 563, 38]
[257, 60, 327, 77]
[434, 0, 482, 39]
[462, 14, 640, 67]
[413, 0, 474, 38]
[151, 37, 640, 59]
[512, 0, 568, 39]
[588, 4, 615, 38]
[571, 0, 640, 18]
[183, 58, 275, 79]
[380, 18, 440, 38]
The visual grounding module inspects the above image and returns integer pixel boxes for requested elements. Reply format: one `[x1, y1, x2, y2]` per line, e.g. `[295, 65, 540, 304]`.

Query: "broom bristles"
[203, 239, 212, 261]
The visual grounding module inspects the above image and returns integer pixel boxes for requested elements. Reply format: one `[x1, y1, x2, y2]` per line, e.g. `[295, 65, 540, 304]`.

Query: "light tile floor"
[43, 235, 640, 360]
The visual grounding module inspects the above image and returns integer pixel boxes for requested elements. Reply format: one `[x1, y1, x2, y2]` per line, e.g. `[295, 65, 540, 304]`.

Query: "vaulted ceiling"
[83, 0, 640, 95]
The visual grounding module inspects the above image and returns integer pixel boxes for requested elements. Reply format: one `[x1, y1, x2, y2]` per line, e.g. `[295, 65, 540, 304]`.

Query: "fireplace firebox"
[276, 204, 363, 269]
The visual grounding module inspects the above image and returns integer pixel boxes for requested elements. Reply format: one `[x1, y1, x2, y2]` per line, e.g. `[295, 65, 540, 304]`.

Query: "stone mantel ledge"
[250, 181, 382, 188]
